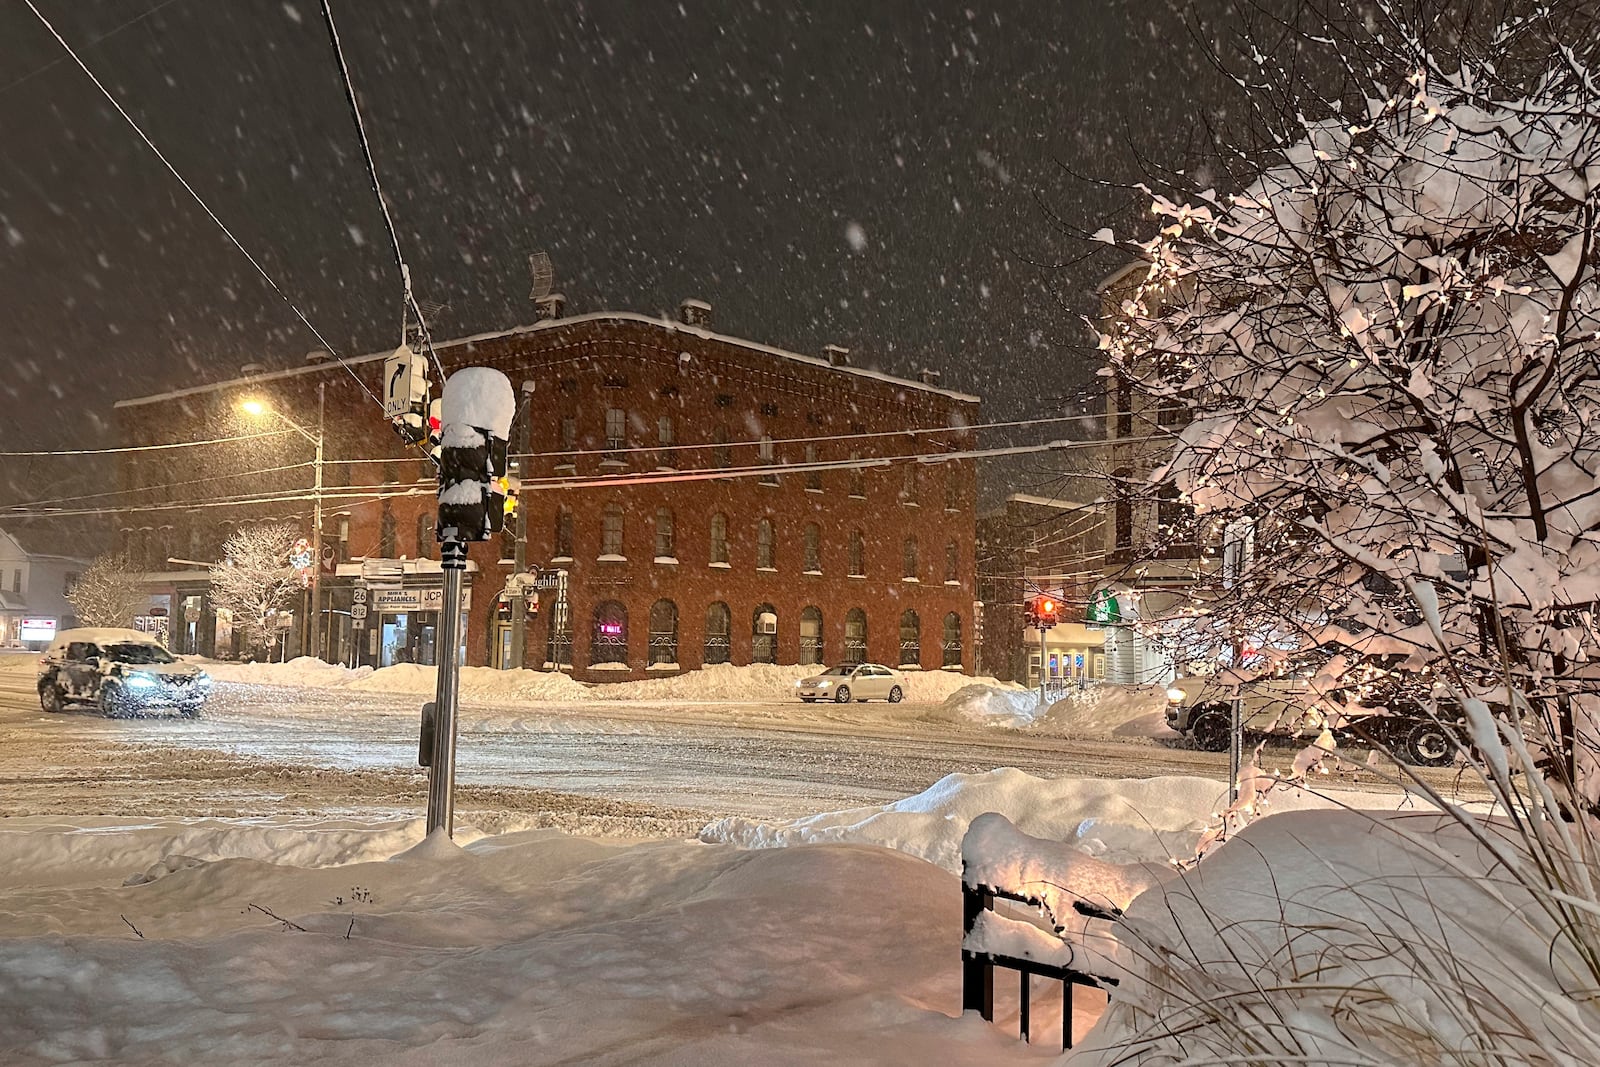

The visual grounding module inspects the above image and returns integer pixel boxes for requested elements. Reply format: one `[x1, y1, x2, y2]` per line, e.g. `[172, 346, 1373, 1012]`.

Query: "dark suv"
[38, 628, 212, 717]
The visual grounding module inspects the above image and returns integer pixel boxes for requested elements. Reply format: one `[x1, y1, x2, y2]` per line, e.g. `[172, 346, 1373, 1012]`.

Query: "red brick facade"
[115, 308, 980, 680]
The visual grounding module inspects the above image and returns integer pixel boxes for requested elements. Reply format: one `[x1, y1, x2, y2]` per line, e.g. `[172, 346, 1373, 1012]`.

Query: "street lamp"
[238, 385, 326, 659]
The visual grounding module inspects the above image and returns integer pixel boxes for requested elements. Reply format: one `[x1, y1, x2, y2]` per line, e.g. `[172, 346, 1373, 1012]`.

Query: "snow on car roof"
[51, 628, 166, 648]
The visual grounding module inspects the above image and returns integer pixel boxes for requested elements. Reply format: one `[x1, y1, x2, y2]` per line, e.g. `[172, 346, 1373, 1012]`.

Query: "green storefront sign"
[1087, 589, 1121, 626]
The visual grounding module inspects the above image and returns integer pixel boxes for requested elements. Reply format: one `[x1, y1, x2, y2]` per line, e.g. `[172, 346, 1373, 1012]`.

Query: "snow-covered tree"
[1104, 7, 1600, 816]
[209, 524, 303, 657]
[64, 553, 148, 628]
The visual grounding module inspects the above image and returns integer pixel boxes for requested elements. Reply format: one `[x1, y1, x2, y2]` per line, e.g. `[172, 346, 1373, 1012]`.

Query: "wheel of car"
[887, 685, 904, 703]
[40, 684, 64, 713]
[99, 686, 125, 719]
[1190, 711, 1231, 752]
[833, 685, 851, 703]
[1403, 720, 1454, 767]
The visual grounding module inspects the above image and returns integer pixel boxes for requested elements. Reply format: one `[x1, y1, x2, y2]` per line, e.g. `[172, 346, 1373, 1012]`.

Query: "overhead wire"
[0, 460, 315, 512]
[0, 428, 294, 458]
[318, 0, 448, 384]
[21, 0, 388, 414]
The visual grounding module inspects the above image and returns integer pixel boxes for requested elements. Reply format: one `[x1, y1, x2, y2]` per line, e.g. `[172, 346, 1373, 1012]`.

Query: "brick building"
[113, 300, 980, 681]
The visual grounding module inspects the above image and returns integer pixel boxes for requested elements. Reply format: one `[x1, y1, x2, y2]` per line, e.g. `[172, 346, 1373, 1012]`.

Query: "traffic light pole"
[1038, 624, 1048, 708]
[426, 536, 466, 836]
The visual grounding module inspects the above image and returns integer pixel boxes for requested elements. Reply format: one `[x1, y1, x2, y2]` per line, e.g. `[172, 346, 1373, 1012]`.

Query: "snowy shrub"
[209, 523, 304, 656]
[65, 553, 149, 628]
[1086, 4, 1600, 1061]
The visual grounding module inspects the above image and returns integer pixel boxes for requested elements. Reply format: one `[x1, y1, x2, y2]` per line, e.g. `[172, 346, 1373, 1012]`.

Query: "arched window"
[805, 443, 822, 491]
[942, 612, 962, 668]
[803, 524, 821, 572]
[649, 599, 678, 666]
[752, 603, 777, 663]
[844, 608, 868, 665]
[601, 503, 625, 558]
[849, 453, 865, 497]
[713, 426, 732, 469]
[655, 507, 676, 560]
[704, 602, 732, 664]
[945, 472, 961, 512]
[799, 606, 824, 666]
[591, 600, 628, 666]
[900, 463, 919, 505]
[848, 529, 866, 577]
[553, 508, 574, 559]
[709, 513, 729, 565]
[945, 540, 959, 584]
[899, 610, 921, 667]
[757, 519, 775, 569]
[902, 536, 919, 580]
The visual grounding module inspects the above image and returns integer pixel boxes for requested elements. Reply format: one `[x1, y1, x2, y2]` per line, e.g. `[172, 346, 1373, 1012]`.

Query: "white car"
[794, 663, 905, 703]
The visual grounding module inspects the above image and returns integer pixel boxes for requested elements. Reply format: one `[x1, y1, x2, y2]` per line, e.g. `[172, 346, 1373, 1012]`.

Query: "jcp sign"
[366, 587, 470, 613]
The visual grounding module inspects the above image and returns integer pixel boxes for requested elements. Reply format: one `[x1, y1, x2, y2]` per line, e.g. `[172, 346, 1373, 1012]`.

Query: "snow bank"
[0, 816, 433, 890]
[195, 656, 1008, 705]
[924, 683, 1042, 727]
[191, 656, 374, 687]
[923, 682, 1172, 737]
[701, 767, 1450, 875]
[1038, 684, 1175, 739]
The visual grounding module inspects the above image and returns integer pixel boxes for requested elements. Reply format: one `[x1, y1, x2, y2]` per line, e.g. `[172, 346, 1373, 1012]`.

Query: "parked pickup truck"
[1164, 673, 1457, 766]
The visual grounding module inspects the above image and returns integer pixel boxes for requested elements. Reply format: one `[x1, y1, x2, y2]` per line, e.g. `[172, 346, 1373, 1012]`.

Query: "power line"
[509, 411, 1115, 462]
[0, 428, 294, 457]
[318, 0, 447, 383]
[0, 461, 314, 512]
[22, 0, 387, 414]
[0, 0, 185, 97]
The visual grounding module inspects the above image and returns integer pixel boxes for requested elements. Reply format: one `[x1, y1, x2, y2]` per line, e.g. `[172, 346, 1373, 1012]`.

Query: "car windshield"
[106, 643, 174, 665]
[820, 665, 851, 676]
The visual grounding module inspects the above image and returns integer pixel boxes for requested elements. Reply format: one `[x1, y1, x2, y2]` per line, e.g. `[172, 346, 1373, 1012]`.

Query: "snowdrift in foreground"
[0, 818, 1015, 1066]
[0, 769, 1569, 1063]
[195, 657, 1008, 704]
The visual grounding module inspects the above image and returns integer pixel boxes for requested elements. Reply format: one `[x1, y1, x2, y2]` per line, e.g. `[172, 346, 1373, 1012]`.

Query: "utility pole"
[507, 381, 533, 669]
[427, 367, 514, 837]
[309, 381, 325, 659]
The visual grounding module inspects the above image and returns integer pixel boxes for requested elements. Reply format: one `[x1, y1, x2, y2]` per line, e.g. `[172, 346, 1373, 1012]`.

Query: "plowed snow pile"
[194, 657, 1006, 704]
[925, 682, 1172, 737]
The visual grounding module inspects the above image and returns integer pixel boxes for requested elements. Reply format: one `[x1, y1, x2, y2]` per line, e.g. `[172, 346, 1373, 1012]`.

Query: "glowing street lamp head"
[239, 399, 268, 417]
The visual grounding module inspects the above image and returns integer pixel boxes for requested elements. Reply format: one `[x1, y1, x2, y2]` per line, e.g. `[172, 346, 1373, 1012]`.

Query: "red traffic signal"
[1025, 595, 1060, 629]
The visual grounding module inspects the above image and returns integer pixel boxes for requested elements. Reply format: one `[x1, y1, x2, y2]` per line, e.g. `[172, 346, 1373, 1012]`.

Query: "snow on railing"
[959, 812, 1171, 1049]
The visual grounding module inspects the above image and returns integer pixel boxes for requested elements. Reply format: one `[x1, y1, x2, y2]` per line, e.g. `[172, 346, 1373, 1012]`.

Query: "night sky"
[1, 1, 1242, 467]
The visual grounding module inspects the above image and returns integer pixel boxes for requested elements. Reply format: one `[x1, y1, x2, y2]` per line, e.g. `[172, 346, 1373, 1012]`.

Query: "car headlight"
[816, 680, 830, 687]
[1166, 687, 1186, 703]
[125, 674, 158, 689]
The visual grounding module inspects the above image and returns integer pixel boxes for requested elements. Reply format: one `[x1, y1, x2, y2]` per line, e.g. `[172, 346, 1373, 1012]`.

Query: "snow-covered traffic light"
[436, 369, 515, 544]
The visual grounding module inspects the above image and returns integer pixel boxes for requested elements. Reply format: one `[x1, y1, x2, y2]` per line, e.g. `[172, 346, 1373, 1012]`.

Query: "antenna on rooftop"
[528, 251, 554, 302]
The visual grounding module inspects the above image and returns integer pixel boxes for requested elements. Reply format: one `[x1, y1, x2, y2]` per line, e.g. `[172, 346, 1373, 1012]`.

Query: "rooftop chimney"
[679, 298, 712, 327]
[534, 292, 566, 320]
[823, 344, 851, 367]
[304, 350, 330, 365]
[918, 368, 942, 386]
[240, 362, 266, 377]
